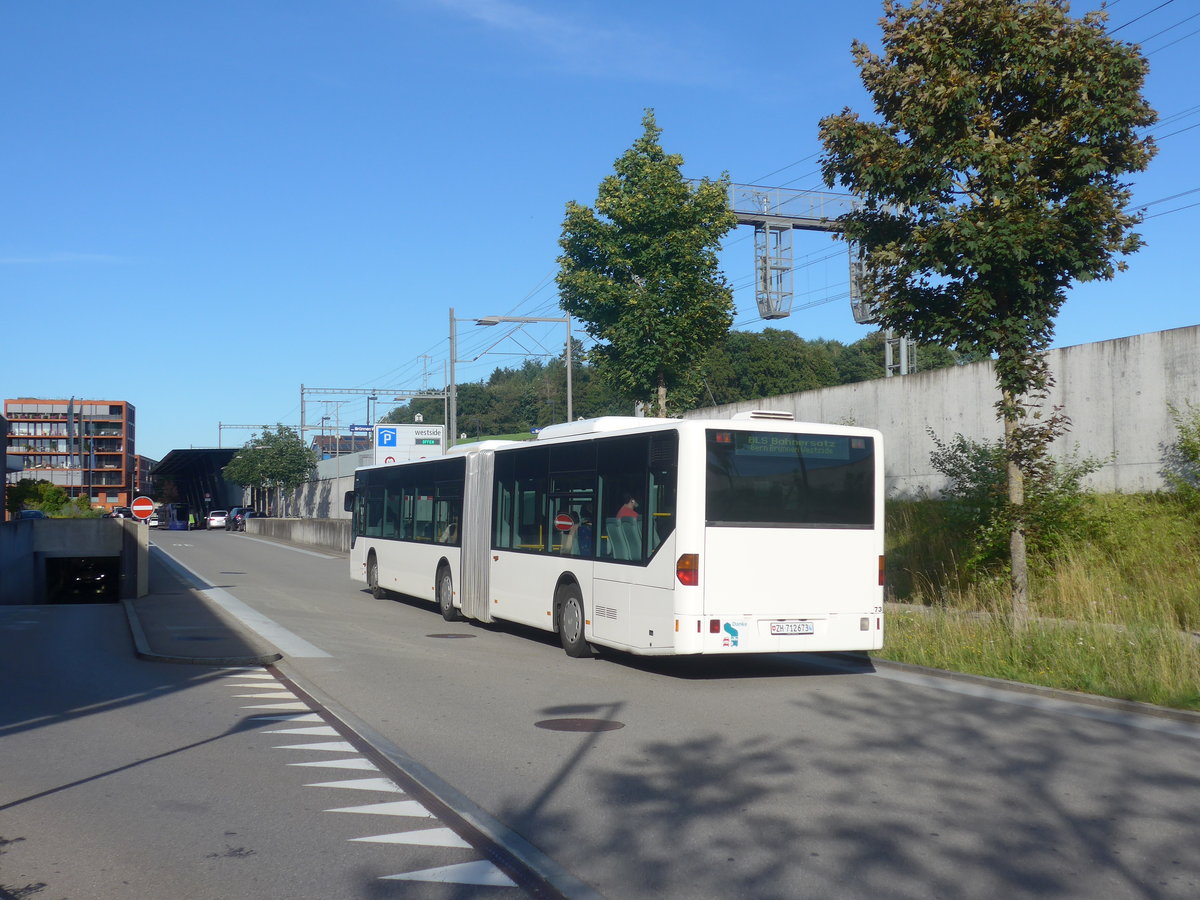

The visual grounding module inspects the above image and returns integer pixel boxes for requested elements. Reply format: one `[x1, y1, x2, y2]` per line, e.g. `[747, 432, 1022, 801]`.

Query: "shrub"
[926, 429, 1105, 574]
[1163, 401, 1200, 509]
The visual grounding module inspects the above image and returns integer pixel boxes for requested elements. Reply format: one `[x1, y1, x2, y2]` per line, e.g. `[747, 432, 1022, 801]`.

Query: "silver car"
[206, 510, 229, 530]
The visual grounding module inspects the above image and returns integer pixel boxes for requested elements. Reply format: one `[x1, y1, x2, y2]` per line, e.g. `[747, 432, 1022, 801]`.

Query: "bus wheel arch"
[555, 578, 592, 658]
[367, 551, 386, 600]
[436, 561, 460, 622]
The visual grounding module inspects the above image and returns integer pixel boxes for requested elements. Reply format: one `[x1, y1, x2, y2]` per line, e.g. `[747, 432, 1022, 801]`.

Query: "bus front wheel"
[367, 555, 386, 600]
[437, 566, 460, 622]
[557, 584, 592, 658]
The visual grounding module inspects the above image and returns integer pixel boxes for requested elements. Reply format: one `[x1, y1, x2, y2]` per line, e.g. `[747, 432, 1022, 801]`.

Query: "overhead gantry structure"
[723, 182, 914, 376]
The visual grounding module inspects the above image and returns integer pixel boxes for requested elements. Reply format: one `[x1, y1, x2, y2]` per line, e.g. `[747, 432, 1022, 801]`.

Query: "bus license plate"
[770, 621, 814, 635]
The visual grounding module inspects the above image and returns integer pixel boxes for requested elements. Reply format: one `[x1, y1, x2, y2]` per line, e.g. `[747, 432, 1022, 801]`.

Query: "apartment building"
[4, 398, 137, 512]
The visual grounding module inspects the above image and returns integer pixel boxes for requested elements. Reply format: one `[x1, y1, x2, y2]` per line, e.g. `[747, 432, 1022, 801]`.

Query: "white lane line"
[274, 741, 358, 753]
[234, 692, 299, 699]
[237, 535, 339, 559]
[225, 672, 276, 680]
[247, 712, 324, 723]
[326, 801, 434, 818]
[264, 726, 340, 736]
[352, 827, 472, 848]
[154, 549, 331, 658]
[380, 861, 517, 887]
[241, 702, 312, 711]
[288, 758, 379, 771]
[305, 778, 405, 792]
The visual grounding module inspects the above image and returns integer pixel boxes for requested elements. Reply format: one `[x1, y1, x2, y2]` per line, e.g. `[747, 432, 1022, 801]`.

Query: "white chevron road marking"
[380, 861, 517, 887]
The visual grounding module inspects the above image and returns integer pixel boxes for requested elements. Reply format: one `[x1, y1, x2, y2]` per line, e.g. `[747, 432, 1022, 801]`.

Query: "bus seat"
[606, 518, 631, 560]
[620, 518, 642, 561]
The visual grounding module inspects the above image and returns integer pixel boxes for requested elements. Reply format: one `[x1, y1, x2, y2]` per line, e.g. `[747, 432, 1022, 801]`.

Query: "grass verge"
[878, 493, 1200, 711]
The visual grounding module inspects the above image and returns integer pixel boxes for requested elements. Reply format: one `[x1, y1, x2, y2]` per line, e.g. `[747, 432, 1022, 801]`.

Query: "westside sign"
[374, 424, 446, 465]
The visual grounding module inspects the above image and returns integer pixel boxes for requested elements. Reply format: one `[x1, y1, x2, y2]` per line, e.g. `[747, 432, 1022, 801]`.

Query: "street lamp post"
[474, 314, 573, 422]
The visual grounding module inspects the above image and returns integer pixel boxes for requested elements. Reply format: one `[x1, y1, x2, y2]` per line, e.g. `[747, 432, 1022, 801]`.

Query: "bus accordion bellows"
[345, 412, 884, 658]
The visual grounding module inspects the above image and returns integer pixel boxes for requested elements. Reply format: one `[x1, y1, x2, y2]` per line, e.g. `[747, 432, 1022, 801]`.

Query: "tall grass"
[880, 494, 1200, 710]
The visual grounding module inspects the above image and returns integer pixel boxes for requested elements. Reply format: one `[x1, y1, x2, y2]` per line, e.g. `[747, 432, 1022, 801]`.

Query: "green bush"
[1163, 401, 1200, 509]
[925, 429, 1105, 575]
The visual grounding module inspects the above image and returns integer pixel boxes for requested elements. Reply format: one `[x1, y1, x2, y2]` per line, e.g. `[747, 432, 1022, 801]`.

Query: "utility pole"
[448, 307, 458, 448]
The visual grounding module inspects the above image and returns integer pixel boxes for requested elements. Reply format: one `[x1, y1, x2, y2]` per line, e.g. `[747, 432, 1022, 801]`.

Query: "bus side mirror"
[343, 491, 354, 513]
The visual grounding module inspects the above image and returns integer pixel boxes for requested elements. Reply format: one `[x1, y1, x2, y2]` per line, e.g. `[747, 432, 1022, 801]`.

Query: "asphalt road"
[4, 529, 1199, 898]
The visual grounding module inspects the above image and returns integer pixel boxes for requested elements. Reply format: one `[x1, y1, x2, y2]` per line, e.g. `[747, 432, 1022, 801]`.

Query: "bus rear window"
[705, 430, 874, 528]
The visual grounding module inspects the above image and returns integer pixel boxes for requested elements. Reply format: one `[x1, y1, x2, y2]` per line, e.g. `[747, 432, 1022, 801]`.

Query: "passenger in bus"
[438, 519, 458, 544]
[577, 507, 595, 557]
[617, 494, 639, 519]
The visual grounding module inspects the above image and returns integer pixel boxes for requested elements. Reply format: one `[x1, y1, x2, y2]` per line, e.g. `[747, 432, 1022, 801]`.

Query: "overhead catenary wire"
[1109, 0, 1177, 36]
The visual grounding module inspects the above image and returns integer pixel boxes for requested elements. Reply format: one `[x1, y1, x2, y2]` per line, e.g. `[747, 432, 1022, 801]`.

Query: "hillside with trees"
[381, 328, 958, 437]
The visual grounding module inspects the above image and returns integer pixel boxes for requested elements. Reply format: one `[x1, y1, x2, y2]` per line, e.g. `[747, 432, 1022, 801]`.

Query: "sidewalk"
[122, 549, 282, 666]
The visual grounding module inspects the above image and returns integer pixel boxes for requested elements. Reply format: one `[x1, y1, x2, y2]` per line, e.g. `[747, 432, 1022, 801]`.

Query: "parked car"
[227, 507, 256, 531]
[110, 506, 134, 519]
[18, 509, 48, 519]
[240, 510, 269, 531]
[206, 509, 228, 530]
[235, 510, 267, 532]
[147, 511, 160, 527]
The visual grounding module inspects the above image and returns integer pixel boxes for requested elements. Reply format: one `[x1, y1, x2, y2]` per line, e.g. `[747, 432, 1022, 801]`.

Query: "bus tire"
[437, 566, 460, 621]
[557, 583, 592, 658]
[367, 555, 387, 600]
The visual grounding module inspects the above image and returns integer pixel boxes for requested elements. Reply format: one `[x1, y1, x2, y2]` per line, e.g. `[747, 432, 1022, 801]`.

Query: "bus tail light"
[676, 554, 699, 586]
[878, 555, 886, 587]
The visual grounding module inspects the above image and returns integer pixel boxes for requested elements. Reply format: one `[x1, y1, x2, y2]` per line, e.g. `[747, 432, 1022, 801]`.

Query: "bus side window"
[365, 486, 384, 538]
[646, 431, 678, 553]
[597, 435, 649, 563]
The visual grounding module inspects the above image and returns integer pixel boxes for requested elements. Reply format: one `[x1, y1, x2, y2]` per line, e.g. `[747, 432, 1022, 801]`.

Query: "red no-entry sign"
[554, 513, 575, 532]
[131, 496, 155, 520]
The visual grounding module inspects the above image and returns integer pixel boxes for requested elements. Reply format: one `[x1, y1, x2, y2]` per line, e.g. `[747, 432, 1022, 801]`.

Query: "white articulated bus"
[345, 412, 884, 658]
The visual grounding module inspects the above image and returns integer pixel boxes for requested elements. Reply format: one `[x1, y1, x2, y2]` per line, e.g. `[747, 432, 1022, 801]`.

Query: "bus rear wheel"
[557, 583, 592, 658]
[367, 555, 386, 600]
[437, 566, 460, 621]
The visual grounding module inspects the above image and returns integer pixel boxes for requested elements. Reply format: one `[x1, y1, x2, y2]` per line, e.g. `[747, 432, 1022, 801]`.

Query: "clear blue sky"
[3, 0, 1197, 461]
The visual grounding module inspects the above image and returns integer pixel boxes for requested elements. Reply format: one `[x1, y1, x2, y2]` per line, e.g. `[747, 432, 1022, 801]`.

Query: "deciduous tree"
[223, 425, 316, 513]
[819, 0, 1156, 628]
[557, 109, 738, 416]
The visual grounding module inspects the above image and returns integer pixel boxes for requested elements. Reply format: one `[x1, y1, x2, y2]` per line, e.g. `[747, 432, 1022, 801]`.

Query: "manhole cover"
[535, 718, 625, 732]
[427, 633, 476, 639]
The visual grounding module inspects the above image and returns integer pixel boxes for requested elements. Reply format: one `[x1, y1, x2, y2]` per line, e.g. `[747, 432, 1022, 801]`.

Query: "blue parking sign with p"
[378, 427, 397, 447]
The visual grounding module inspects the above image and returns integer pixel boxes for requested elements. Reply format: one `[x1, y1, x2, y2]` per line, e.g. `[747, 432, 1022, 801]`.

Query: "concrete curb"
[831, 651, 1200, 726]
[122, 598, 282, 668]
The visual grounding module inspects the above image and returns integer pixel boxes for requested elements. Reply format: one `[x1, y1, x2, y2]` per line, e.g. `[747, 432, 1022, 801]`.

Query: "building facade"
[4, 398, 137, 512]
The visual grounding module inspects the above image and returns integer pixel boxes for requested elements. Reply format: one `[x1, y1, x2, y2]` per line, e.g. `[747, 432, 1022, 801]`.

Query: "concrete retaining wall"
[684, 324, 1200, 497]
[0, 518, 148, 604]
[269, 325, 1198, 537]
[247, 517, 352, 553]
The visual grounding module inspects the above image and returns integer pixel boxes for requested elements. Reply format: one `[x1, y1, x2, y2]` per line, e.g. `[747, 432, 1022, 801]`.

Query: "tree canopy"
[4, 479, 98, 518]
[379, 329, 949, 436]
[820, 0, 1155, 403]
[557, 109, 738, 416]
[223, 425, 316, 494]
[819, 0, 1157, 626]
